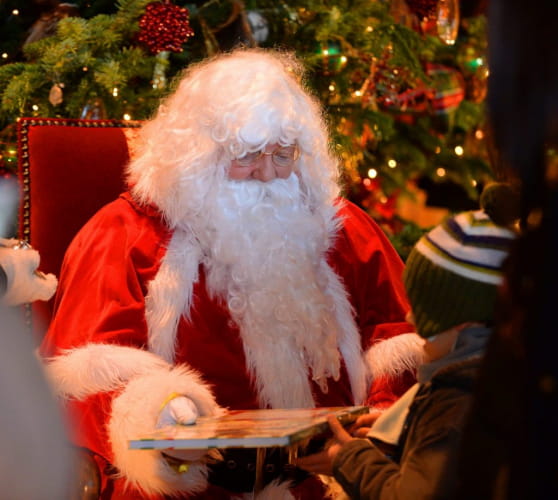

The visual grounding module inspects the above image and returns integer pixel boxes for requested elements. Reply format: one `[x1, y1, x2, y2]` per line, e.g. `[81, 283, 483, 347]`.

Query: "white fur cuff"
[43, 344, 172, 399]
[365, 333, 425, 380]
[109, 365, 222, 496]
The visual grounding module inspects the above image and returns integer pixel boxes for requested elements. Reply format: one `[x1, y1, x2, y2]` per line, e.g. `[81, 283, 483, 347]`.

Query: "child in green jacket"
[297, 183, 518, 500]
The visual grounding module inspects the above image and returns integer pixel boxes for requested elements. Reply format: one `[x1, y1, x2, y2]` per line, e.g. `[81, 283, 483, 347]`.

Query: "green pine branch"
[0, 0, 492, 237]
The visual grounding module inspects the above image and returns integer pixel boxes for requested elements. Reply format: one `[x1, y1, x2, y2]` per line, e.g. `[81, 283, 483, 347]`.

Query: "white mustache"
[223, 174, 301, 208]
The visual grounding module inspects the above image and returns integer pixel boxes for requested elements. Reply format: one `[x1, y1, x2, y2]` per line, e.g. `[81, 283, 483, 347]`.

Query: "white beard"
[191, 174, 343, 408]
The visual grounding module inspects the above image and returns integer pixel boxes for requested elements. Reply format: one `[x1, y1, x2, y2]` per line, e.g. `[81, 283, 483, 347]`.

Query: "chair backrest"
[17, 117, 142, 337]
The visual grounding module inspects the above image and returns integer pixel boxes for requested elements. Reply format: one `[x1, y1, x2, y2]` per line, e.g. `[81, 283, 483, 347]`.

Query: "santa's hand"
[0, 239, 57, 306]
[157, 394, 199, 428]
[157, 395, 207, 463]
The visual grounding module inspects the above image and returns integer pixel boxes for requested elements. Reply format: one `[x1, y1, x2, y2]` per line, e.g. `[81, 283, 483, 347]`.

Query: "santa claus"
[41, 48, 423, 499]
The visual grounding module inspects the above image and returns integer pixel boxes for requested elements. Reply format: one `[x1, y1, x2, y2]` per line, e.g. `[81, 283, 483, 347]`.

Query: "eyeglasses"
[235, 145, 299, 168]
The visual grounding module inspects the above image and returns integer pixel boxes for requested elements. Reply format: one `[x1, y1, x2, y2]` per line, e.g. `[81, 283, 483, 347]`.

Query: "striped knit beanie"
[403, 184, 518, 338]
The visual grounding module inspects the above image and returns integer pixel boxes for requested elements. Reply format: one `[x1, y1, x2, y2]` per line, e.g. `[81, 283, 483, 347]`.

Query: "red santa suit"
[42, 191, 422, 499]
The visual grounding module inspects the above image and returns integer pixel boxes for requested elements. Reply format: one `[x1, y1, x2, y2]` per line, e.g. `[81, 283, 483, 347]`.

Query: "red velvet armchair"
[17, 117, 142, 337]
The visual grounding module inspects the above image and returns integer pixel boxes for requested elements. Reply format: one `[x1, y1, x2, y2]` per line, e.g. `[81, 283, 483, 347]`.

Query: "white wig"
[127, 48, 341, 228]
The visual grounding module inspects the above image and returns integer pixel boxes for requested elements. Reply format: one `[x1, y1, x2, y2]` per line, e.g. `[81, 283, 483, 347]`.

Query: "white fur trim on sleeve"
[365, 333, 426, 380]
[42, 343, 171, 399]
[109, 365, 222, 496]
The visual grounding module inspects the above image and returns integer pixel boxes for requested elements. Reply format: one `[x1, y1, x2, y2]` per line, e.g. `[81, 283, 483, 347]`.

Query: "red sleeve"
[41, 194, 169, 356]
[329, 200, 417, 406]
[368, 371, 418, 408]
[40, 195, 169, 463]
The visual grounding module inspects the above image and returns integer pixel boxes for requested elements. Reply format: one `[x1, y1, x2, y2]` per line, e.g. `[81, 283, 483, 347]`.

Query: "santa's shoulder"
[64, 191, 172, 264]
[334, 197, 391, 239]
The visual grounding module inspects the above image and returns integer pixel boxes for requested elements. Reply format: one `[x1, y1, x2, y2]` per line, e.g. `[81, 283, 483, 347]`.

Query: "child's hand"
[348, 409, 382, 438]
[295, 416, 354, 476]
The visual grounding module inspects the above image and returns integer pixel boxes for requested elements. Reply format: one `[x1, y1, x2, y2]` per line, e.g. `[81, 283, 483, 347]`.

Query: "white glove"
[157, 396, 207, 463]
[157, 395, 199, 428]
[0, 239, 57, 306]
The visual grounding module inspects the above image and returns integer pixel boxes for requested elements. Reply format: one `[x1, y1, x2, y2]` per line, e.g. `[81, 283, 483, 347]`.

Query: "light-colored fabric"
[367, 383, 420, 445]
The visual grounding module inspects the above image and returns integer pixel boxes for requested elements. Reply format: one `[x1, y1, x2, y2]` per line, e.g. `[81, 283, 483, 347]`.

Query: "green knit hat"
[403, 186, 518, 338]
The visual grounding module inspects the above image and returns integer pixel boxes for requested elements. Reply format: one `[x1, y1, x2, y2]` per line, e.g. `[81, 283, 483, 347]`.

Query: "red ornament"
[138, 1, 194, 55]
[425, 63, 465, 115]
[373, 55, 434, 114]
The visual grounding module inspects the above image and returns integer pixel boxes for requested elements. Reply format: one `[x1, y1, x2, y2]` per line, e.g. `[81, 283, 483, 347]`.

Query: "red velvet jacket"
[42, 192, 420, 499]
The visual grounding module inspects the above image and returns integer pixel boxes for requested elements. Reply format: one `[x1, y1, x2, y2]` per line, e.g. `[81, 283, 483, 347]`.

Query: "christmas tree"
[0, 0, 491, 256]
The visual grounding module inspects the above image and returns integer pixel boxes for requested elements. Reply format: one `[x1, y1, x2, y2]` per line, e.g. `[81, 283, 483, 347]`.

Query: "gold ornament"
[48, 83, 64, 106]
